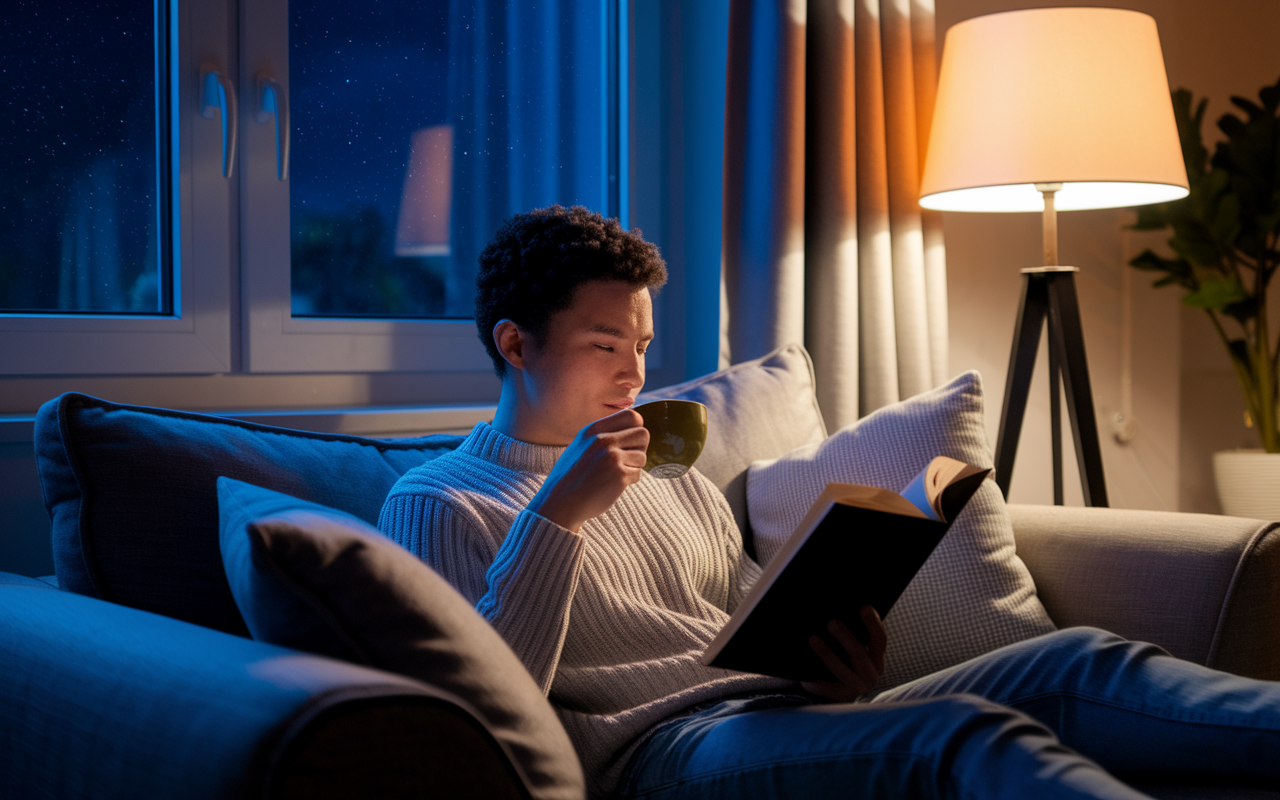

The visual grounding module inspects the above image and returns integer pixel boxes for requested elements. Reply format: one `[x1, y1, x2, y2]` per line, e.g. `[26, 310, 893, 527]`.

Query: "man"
[381, 205, 1280, 799]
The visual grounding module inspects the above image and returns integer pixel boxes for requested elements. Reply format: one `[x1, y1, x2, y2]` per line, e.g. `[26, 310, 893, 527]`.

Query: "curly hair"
[475, 205, 668, 376]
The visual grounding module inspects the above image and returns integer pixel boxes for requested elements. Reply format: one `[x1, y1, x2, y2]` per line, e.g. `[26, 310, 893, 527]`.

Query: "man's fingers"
[591, 408, 645, 433]
[596, 425, 650, 452]
[827, 619, 879, 684]
[861, 605, 888, 673]
[809, 634, 862, 690]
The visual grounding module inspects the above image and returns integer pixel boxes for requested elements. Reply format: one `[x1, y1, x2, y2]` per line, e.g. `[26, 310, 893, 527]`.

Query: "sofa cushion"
[217, 477, 584, 800]
[34, 392, 462, 636]
[746, 370, 1057, 693]
[637, 343, 828, 543]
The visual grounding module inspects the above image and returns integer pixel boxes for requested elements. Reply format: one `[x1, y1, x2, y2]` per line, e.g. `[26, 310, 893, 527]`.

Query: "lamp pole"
[1035, 182, 1062, 267]
[992, 185, 1109, 507]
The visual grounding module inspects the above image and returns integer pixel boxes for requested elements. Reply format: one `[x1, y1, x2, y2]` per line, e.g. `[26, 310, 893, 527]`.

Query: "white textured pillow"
[746, 370, 1056, 693]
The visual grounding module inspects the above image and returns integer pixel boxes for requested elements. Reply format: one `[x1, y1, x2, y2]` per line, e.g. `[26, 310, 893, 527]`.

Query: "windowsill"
[0, 403, 496, 444]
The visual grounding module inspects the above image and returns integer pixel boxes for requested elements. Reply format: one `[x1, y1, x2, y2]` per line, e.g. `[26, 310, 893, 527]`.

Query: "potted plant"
[1129, 77, 1280, 518]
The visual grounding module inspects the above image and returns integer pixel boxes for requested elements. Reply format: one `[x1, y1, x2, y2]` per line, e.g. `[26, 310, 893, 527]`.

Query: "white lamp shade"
[919, 7, 1189, 212]
[395, 124, 453, 256]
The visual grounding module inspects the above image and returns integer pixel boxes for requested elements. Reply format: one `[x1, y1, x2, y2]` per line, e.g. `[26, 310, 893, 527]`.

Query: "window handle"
[255, 75, 290, 181]
[200, 66, 238, 178]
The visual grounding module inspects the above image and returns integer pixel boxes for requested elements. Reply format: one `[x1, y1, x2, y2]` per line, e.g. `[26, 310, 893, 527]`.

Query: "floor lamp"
[918, 7, 1190, 506]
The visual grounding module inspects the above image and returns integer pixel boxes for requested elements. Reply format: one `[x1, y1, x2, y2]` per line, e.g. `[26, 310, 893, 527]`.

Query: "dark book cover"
[703, 464, 989, 682]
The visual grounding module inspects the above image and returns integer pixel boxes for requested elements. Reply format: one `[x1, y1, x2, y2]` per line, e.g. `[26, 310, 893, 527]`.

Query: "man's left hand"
[800, 605, 887, 703]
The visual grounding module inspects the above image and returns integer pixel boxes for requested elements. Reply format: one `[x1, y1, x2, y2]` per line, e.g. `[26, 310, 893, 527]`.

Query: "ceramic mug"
[633, 399, 708, 479]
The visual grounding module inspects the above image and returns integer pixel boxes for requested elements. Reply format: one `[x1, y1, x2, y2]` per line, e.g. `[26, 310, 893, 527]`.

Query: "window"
[1, 0, 165, 315]
[1, 0, 623, 375]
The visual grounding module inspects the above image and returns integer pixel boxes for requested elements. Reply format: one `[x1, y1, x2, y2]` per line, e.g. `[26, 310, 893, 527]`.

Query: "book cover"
[701, 457, 990, 682]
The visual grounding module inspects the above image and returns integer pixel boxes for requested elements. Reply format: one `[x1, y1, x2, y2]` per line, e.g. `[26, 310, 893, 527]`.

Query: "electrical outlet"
[1112, 411, 1136, 444]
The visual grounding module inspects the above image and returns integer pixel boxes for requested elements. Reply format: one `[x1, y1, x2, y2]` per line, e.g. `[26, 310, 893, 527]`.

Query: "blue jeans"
[614, 628, 1280, 799]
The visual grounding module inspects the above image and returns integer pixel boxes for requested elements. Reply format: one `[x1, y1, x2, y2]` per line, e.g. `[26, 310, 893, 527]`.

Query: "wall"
[938, 0, 1280, 511]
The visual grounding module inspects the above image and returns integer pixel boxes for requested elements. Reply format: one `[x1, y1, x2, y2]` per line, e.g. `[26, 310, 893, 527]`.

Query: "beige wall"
[937, 0, 1280, 511]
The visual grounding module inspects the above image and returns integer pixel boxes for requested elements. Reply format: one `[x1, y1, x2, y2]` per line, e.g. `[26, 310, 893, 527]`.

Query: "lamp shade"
[919, 7, 1189, 212]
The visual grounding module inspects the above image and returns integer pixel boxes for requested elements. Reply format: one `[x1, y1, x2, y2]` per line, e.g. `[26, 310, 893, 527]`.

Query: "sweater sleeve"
[379, 492, 585, 694]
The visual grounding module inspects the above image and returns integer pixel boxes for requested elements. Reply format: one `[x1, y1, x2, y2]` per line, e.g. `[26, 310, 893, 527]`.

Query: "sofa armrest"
[1008, 505, 1280, 680]
[0, 573, 528, 800]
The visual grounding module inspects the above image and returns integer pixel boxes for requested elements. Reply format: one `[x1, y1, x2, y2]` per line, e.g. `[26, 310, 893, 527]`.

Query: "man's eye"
[595, 344, 614, 352]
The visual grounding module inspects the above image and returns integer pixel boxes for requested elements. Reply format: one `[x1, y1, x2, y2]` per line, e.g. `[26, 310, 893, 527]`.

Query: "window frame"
[1, 0, 628, 377]
[237, 0, 626, 374]
[0, 0, 234, 376]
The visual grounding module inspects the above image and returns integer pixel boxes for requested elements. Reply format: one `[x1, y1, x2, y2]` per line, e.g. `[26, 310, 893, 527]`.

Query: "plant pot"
[1212, 450, 1280, 520]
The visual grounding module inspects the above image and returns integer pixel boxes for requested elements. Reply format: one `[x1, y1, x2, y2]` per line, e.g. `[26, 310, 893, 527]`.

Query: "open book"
[700, 456, 990, 682]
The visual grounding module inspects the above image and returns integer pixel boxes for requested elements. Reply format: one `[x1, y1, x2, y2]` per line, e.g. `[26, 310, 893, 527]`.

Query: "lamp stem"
[1035, 182, 1063, 266]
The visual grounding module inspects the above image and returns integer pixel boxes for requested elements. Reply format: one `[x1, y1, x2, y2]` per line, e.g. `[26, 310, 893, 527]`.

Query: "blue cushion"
[34, 392, 463, 636]
[217, 477, 584, 800]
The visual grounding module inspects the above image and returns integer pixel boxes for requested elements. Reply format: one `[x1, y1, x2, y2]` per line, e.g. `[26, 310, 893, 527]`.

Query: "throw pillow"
[217, 477, 585, 800]
[637, 343, 828, 543]
[745, 370, 1056, 693]
[34, 392, 464, 636]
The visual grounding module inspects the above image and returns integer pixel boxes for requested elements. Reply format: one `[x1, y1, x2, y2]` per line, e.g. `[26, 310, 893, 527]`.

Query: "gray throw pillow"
[638, 343, 828, 539]
[217, 477, 585, 800]
[746, 370, 1057, 693]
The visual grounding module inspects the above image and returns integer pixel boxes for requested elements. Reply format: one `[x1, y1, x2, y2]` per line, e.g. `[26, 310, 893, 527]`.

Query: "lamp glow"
[920, 182, 1187, 213]
[919, 7, 1189, 213]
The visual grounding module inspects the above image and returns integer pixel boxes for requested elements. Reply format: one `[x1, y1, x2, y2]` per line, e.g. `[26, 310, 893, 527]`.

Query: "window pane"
[0, 0, 163, 314]
[289, 0, 610, 319]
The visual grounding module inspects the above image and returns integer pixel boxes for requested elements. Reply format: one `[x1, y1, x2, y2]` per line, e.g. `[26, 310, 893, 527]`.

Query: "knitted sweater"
[378, 422, 793, 796]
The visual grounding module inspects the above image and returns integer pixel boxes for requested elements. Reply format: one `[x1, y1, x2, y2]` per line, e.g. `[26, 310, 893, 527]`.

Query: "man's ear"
[492, 319, 529, 372]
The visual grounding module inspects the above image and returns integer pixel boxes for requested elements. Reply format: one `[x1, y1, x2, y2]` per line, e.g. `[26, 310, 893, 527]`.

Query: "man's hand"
[800, 605, 887, 703]
[527, 409, 649, 533]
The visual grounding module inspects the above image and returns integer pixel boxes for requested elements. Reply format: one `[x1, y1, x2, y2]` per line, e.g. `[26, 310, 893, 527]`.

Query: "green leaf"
[1261, 81, 1280, 113]
[1223, 297, 1259, 325]
[1183, 276, 1249, 311]
[1207, 193, 1243, 244]
[1170, 219, 1226, 266]
[1129, 248, 1182, 273]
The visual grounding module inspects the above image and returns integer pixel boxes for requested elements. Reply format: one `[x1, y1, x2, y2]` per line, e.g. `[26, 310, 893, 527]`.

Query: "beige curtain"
[721, 0, 948, 431]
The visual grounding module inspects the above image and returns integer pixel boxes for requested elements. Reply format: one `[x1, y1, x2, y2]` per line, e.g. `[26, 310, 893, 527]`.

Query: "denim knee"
[910, 694, 1090, 798]
[1036, 626, 1171, 664]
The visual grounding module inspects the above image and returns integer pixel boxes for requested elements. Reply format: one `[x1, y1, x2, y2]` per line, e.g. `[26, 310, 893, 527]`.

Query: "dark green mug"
[634, 399, 708, 479]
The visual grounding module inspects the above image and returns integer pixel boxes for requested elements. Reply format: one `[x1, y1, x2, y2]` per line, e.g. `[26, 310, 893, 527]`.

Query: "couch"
[2, 345, 1278, 800]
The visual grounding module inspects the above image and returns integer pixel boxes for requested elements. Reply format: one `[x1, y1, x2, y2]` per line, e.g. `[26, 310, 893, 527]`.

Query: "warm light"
[921, 182, 1187, 213]
[395, 125, 453, 257]
[919, 7, 1189, 213]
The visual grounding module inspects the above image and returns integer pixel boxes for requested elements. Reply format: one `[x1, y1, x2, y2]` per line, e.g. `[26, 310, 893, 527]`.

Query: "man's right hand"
[526, 409, 650, 533]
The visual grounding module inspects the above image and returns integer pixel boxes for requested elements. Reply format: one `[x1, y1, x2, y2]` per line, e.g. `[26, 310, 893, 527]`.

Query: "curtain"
[446, 0, 609, 317]
[721, 0, 948, 431]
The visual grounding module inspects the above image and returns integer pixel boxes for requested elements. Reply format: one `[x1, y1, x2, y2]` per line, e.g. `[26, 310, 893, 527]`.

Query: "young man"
[380, 205, 1280, 799]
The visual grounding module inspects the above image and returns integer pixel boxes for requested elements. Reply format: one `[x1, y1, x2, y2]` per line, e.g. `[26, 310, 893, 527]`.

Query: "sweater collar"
[461, 421, 566, 475]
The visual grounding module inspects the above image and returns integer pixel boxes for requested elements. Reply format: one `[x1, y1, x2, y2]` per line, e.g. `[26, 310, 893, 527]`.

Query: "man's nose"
[619, 350, 644, 387]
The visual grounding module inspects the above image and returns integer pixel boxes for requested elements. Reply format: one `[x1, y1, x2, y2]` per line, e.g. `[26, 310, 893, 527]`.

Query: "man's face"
[519, 279, 654, 444]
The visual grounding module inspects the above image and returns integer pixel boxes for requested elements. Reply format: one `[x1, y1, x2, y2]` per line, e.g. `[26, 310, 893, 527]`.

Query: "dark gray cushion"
[217, 477, 584, 800]
[34, 392, 462, 636]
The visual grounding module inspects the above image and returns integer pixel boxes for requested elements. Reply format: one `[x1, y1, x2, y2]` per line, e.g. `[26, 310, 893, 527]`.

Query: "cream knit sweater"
[378, 422, 793, 796]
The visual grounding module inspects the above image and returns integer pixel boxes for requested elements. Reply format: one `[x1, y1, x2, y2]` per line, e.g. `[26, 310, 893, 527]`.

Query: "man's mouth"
[604, 398, 635, 410]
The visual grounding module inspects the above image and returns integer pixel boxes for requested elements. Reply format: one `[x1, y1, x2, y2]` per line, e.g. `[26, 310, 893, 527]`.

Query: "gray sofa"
[2, 344, 1277, 799]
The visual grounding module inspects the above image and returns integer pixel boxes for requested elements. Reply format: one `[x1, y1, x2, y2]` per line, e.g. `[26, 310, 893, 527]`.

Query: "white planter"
[1213, 450, 1280, 520]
